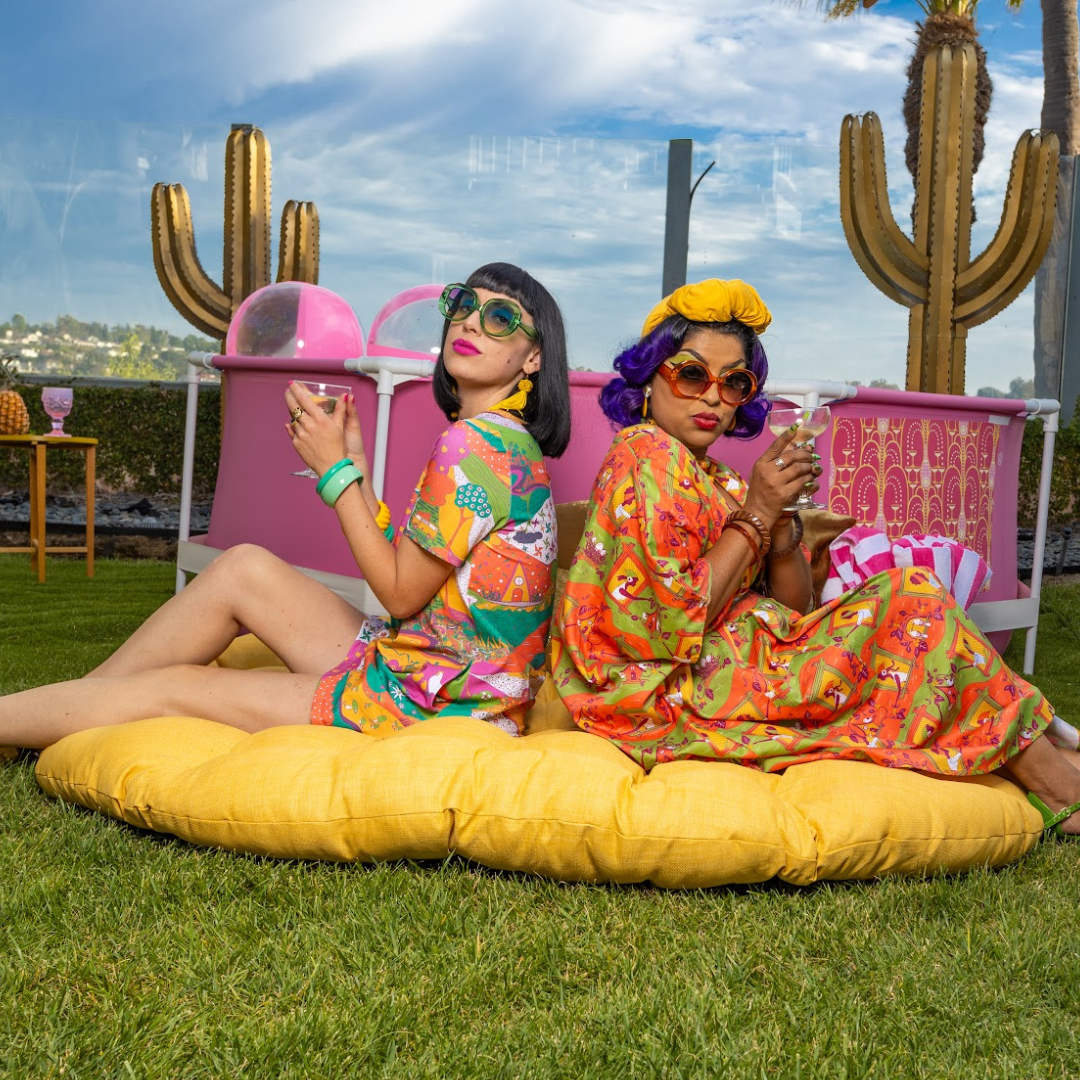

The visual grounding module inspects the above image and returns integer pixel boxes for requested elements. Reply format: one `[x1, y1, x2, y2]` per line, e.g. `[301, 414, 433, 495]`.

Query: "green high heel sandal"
[1028, 793, 1080, 839]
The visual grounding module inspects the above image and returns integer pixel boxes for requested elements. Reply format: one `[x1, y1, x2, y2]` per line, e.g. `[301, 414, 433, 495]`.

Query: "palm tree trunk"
[1033, 0, 1080, 406]
[1041, 0, 1080, 152]
[902, 13, 991, 223]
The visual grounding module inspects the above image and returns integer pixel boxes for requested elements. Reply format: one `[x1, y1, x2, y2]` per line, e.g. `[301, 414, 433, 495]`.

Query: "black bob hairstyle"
[431, 262, 571, 458]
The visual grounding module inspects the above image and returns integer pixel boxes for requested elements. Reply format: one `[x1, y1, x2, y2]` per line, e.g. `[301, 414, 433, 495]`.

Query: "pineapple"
[0, 354, 30, 435]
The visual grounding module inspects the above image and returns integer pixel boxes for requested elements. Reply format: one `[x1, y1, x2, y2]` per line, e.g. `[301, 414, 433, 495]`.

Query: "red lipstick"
[692, 413, 720, 430]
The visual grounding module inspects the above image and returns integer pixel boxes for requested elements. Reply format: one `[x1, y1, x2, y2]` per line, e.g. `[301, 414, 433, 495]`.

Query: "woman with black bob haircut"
[0, 261, 571, 749]
[432, 261, 571, 458]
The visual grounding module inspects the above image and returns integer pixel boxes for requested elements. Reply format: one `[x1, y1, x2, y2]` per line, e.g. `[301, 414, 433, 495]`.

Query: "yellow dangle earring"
[641, 386, 652, 420]
[494, 376, 533, 416]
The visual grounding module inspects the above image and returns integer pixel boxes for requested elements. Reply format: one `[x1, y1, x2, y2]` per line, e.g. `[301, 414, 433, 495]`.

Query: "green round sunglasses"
[439, 284, 539, 341]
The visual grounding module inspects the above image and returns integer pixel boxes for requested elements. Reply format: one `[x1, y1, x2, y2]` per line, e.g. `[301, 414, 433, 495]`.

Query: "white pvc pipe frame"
[1020, 398, 1060, 673]
[178, 353, 1059, 673]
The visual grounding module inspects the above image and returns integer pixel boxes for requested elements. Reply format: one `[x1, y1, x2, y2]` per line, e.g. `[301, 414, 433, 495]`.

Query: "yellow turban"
[641, 279, 772, 337]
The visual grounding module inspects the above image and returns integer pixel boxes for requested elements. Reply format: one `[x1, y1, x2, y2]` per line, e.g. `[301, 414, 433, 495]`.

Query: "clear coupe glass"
[289, 381, 350, 478]
[766, 404, 831, 512]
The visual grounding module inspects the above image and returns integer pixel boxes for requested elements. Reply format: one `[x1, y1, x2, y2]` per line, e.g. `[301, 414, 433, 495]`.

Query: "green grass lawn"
[2, 557, 1080, 1079]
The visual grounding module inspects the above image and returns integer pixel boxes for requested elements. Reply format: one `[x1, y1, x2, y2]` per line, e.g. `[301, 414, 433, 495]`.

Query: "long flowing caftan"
[550, 424, 1053, 772]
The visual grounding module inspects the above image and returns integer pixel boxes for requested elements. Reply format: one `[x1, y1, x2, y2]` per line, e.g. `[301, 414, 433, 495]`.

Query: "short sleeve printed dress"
[549, 423, 1053, 773]
[311, 412, 557, 736]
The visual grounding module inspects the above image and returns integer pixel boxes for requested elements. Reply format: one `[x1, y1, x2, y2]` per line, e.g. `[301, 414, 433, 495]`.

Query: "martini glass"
[767, 405, 831, 511]
[42, 387, 73, 437]
[289, 381, 350, 478]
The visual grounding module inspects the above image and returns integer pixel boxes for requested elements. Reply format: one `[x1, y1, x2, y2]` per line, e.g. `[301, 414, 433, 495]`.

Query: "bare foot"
[1004, 736, 1080, 836]
[1039, 797, 1080, 836]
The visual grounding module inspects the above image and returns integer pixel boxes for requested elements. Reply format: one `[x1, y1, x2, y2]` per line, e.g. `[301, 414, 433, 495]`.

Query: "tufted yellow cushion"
[34, 638, 1042, 888]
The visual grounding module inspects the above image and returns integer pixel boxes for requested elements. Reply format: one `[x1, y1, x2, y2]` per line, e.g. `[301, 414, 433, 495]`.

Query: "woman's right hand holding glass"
[744, 425, 819, 525]
[285, 381, 350, 477]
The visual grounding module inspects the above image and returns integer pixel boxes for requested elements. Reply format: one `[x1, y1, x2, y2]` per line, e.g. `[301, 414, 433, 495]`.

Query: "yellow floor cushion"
[34, 636, 1043, 888]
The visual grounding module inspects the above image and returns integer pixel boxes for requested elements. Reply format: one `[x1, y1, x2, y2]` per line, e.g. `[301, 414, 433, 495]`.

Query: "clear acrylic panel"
[368, 286, 445, 359]
[0, 118, 1035, 392]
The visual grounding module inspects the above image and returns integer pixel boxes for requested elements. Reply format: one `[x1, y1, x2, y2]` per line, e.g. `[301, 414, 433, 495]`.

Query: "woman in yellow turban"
[550, 279, 1080, 839]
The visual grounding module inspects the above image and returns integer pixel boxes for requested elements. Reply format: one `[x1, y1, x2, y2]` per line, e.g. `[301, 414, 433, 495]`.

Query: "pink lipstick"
[451, 338, 480, 356]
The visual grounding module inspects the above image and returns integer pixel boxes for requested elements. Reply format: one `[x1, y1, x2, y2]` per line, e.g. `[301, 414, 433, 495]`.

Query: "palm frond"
[815, 0, 1025, 22]
[822, 0, 864, 18]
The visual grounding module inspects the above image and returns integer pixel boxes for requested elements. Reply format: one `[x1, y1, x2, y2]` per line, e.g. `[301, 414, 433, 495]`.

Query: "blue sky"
[0, 0, 1048, 389]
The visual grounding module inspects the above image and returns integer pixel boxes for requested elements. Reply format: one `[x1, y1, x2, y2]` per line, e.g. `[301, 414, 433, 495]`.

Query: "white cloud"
[54, 1, 917, 136]
[324, 3, 912, 138]
[0, 0, 1052, 394]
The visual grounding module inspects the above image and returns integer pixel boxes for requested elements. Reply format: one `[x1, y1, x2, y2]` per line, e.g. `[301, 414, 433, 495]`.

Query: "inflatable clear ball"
[226, 282, 363, 359]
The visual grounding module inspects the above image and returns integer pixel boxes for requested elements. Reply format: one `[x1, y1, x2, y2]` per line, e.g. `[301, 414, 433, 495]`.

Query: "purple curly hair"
[599, 314, 770, 439]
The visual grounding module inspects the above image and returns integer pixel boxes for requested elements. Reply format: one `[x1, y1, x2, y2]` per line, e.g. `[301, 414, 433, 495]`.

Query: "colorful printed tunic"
[311, 412, 557, 736]
[550, 423, 1053, 773]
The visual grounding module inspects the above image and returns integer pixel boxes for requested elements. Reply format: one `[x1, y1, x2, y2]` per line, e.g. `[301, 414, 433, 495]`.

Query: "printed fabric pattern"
[312, 412, 556, 736]
[550, 423, 1053, 772]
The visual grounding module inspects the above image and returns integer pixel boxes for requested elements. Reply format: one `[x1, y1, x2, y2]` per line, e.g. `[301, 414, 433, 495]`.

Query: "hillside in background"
[2, 314, 215, 381]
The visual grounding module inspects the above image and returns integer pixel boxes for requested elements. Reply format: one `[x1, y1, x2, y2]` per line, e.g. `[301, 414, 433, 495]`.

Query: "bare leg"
[1004, 734, 1080, 835]
[0, 665, 321, 750]
[88, 544, 366, 679]
[1058, 746, 1080, 771]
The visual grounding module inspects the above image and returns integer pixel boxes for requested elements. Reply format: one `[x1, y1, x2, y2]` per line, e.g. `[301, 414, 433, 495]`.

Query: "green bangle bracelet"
[319, 465, 364, 508]
[315, 458, 354, 497]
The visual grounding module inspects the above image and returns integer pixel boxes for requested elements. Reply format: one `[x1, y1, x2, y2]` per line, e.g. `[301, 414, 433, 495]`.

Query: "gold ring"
[290, 407, 304, 422]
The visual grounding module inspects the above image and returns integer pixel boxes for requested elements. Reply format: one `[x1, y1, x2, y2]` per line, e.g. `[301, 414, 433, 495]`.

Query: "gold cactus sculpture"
[151, 124, 319, 342]
[840, 44, 1059, 395]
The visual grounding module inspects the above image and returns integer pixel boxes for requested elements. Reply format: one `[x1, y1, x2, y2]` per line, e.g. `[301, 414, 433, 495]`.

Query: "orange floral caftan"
[549, 423, 1053, 772]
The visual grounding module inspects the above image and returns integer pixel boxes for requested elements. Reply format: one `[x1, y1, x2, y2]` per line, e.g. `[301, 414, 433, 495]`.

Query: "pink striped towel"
[820, 527, 992, 610]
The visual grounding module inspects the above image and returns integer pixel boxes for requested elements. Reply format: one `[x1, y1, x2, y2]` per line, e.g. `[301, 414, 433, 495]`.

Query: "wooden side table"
[0, 434, 97, 582]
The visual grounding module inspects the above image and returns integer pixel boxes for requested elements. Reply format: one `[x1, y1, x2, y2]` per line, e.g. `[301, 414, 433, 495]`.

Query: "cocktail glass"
[767, 404, 831, 511]
[42, 387, 73, 437]
[289, 381, 350, 478]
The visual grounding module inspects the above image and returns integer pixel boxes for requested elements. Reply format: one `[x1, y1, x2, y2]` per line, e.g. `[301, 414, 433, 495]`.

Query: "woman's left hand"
[342, 393, 370, 475]
[285, 381, 348, 477]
